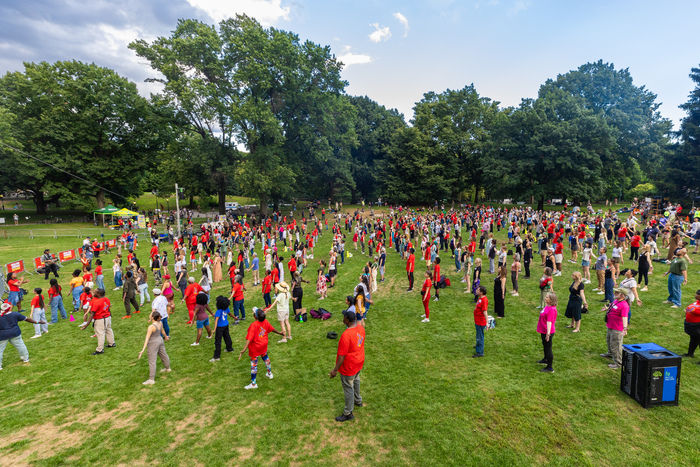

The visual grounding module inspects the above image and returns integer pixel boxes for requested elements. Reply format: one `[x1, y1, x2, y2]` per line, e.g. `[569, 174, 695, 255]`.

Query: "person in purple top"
[536, 292, 558, 373]
[600, 288, 629, 369]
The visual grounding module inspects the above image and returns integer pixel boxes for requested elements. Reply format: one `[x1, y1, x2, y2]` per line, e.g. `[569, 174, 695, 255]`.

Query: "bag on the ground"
[295, 312, 308, 322]
[309, 308, 322, 319]
[318, 307, 332, 320]
[327, 331, 338, 339]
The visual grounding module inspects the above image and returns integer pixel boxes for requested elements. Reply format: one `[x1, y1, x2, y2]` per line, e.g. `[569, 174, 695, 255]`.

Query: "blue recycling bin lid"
[622, 343, 667, 353]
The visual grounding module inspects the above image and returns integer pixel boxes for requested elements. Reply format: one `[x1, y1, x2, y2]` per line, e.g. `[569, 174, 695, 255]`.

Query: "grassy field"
[0, 206, 699, 466]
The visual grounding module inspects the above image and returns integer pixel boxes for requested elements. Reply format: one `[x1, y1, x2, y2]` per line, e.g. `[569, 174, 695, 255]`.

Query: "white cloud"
[393, 12, 409, 37]
[508, 0, 531, 15]
[186, 0, 291, 26]
[337, 46, 372, 68]
[368, 23, 391, 43]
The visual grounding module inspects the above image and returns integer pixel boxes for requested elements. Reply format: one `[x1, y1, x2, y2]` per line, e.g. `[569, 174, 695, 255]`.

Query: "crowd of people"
[1, 201, 698, 422]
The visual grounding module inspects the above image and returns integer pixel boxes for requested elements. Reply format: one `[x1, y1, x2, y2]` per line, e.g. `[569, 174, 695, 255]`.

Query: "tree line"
[1, 15, 698, 214]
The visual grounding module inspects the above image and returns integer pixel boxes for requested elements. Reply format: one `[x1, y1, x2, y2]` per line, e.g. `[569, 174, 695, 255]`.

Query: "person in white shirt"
[151, 288, 170, 336]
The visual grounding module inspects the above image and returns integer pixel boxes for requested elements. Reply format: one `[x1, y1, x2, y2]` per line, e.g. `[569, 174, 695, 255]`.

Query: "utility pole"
[175, 183, 181, 238]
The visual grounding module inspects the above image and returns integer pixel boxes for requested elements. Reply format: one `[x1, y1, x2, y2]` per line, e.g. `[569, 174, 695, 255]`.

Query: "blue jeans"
[605, 278, 615, 303]
[0, 335, 29, 366]
[233, 299, 246, 319]
[668, 273, 684, 307]
[72, 285, 84, 310]
[50, 295, 67, 323]
[455, 258, 461, 272]
[340, 250, 345, 264]
[475, 324, 485, 356]
[161, 317, 170, 337]
[96, 274, 105, 291]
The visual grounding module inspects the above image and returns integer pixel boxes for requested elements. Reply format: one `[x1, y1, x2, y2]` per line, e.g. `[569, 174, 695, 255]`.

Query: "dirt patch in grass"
[167, 412, 212, 451]
[0, 420, 83, 465]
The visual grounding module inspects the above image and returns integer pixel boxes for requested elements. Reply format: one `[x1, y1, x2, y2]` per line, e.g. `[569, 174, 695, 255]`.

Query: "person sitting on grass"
[238, 307, 284, 390]
[137, 311, 171, 385]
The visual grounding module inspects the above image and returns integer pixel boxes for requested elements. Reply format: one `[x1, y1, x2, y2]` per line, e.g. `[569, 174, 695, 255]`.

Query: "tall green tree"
[130, 15, 350, 214]
[541, 60, 672, 197]
[381, 127, 450, 204]
[492, 89, 615, 210]
[347, 96, 406, 203]
[659, 64, 700, 201]
[0, 61, 160, 213]
[412, 85, 501, 202]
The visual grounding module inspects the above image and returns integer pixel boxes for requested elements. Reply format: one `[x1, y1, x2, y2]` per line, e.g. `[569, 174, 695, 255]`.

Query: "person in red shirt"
[287, 257, 297, 276]
[80, 289, 115, 354]
[329, 309, 366, 422]
[30, 288, 48, 338]
[406, 248, 415, 292]
[228, 275, 247, 322]
[261, 270, 273, 307]
[554, 239, 564, 276]
[181, 277, 203, 324]
[421, 271, 432, 323]
[238, 307, 284, 390]
[6, 272, 29, 312]
[149, 244, 159, 267]
[432, 257, 442, 301]
[683, 290, 700, 357]
[473, 285, 489, 357]
[629, 230, 641, 262]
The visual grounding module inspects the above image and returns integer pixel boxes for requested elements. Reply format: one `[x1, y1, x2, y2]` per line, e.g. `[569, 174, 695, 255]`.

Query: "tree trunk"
[573, 197, 581, 206]
[95, 189, 106, 209]
[33, 190, 47, 215]
[537, 197, 545, 212]
[329, 180, 335, 202]
[259, 193, 268, 216]
[474, 181, 481, 203]
[188, 196, 195, 209]
[218, 176, 226, 215]
[350, 187, 357, 205]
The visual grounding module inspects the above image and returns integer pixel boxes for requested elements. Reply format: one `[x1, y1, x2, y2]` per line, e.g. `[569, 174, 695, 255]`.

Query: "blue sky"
[1, 0, 698, 127]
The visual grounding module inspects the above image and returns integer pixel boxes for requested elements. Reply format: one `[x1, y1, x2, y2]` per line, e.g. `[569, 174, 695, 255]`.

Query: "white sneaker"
[206, 335, 212, 339]
[245, 383, 258, 390]
[592, 288, 600, 291]
[190, 342, 199, 346]
[422, 318, 430, 323]
[266, 372, 274, 379]
[513, 293, 519, 297]
[142, 380, 155, 385]
[460, 279, 467, 283]
[278, 338, 287, 343]
[420, 314, 426, 318]
[209, 358, 220, 362]
[433, 297, 439, 302]
[31, 335, 41, 339]
[160, 368, 172, 372]
[597, 291, 605, 295]
[113, 287, 121, 291]
[287, 336, 292, 340]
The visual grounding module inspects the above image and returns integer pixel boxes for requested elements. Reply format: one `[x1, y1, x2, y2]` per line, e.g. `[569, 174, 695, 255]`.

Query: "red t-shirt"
[184, 283, 203, 304]
[232, 283, 244, 301]
[150, 246, 159, 259]
[337, 325, 366, 376]
[83, 272, 93, 283]
[288, 258, 297, 274]
[246, 319, 276, 358]
[8, 279, 20, 292]
[262, 275, 272, 294]
[271, 268, 279, 283]
[48, 286, 61, 299]
[554, 242, 563, 255]
[433, 264, 441, 283]
[90, 297, 111, 319]
[31, 294, 44, 309]
[95, 266, 103, 276]
[686, 301, 700, 324]
[618, 228, 627, 238]
[631, 235, 641, 247]
[80, 292, 92, 308]
[422, 278, 432, 296]
[406, 254, 415, 272]
[474, 296, 488, 326]
[228, 266, 237, 279]
[547, 224, 555, 234]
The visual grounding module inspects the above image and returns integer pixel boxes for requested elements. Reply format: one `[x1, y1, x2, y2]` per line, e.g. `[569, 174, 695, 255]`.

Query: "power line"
[0, 141, 132, 203]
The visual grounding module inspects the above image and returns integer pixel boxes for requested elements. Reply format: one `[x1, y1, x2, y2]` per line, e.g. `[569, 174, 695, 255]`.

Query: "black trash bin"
[633, 350, 682, 408]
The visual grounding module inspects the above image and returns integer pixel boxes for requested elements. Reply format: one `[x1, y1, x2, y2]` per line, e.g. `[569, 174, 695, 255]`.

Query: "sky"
[1, 0, 699, 128]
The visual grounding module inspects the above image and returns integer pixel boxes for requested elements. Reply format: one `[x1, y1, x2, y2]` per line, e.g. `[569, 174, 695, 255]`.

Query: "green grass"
[1, 207, 699, 466]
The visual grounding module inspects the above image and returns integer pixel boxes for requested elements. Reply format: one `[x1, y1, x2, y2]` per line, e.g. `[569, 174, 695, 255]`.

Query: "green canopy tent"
[93, 204, 119, 225]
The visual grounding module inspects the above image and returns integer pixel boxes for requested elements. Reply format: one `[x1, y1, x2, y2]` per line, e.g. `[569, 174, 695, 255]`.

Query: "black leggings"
[638, 270, 649, 286]
[629, 246, 639, 261]
[408, 271, 414, 289]
[292, 288, 303, 312]
[524, 261, 530, 278]
[541, 333, 554, 369]
[689, 335, 700, 356]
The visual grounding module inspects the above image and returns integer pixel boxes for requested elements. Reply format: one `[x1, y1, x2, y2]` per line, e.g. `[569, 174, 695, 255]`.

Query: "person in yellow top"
[354, 283, 366, 327]
[69, 269, 85, 314]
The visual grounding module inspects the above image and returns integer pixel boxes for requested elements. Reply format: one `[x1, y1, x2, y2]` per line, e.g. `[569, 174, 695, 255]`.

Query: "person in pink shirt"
[537, 292, 558, 373]
[600, 288, 629, 369]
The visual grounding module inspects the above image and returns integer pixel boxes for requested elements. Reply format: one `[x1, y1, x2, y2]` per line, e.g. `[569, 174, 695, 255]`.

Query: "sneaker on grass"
[245, 383, 258, 390]
[142, 380, 155, 385]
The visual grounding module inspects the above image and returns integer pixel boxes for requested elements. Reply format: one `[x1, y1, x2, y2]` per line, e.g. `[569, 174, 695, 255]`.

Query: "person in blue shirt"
[1, 302, 46, 370]
[210, 296, 235, 362]
[247, 252, 260, 286]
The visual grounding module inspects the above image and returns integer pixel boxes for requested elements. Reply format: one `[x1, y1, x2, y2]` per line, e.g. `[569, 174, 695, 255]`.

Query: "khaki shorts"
[611, 257, 620, 264]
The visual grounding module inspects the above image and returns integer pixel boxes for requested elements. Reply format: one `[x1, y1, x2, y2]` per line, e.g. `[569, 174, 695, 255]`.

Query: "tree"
[0, 61, 160, 213]
[659, 65, 700, 201]
[412, 85, 501, 202]
[492, 89, 615, 211]
[130, 15, 350, 214]
[541, 60, 672, 197]
[346, 96, 406, 203]
[381, 127, 450, 205]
